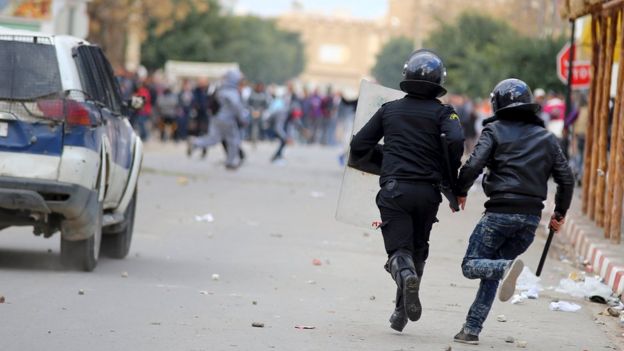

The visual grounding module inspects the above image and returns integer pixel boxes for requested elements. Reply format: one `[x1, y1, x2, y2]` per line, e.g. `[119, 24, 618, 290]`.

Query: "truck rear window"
[0, 39, 62, 101]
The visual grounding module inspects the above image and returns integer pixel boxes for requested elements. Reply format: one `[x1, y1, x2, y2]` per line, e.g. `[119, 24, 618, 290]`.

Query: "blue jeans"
[461, 212, 540, 336]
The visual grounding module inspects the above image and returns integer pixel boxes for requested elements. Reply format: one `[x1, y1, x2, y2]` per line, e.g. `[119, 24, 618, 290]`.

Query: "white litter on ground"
[549, 301, 582, 312]
[309, 191, 325, 198]
[194, 213, 215, 222]
[555, 276, 614, 302]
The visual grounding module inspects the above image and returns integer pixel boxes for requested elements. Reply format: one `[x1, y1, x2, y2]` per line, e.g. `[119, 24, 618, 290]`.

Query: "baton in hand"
[440, 133, 460, 212]
[536, 214, 563, 277]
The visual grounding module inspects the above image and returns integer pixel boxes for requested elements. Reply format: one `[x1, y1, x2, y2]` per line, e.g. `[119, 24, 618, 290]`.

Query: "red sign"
[557, 43, 592, 89]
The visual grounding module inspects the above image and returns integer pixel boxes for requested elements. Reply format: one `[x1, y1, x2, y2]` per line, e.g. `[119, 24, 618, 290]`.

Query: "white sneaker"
[499, 259, 524, 302]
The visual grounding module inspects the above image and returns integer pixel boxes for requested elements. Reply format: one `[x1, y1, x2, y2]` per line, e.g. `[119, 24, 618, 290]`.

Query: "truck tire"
[60, 200, 102, 272]
[102, 188, 137, 259]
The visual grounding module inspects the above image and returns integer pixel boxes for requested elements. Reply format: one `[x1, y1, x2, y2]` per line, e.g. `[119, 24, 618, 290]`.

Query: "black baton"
[536, 214, 563, 277]
[535, 228, 555, 277]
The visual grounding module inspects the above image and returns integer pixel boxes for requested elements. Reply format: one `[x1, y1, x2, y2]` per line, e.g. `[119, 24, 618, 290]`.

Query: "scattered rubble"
[0, 295, 5, 303]
[312, 259, 322, 266]
[294, 325, 316, 330]
[505, 336, 515, 343]
[78, 289, 85, 295]
[251, 322, 264, 328]
[516, 340, 528, 348]
[121, 272, 128, 278]
[369, 296, 376, 301]
[211, 274, 220, 281]
[496, 315, 507, 322]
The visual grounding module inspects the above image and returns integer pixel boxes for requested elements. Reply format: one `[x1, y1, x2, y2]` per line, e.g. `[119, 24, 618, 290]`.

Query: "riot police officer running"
[349, 50, 464, 332]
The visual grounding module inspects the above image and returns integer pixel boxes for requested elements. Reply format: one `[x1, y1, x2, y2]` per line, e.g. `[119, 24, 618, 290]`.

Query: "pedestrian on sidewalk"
[187, 70, 247, 170]
[452, 78, 575, 345]
[349, 50, 464, 332]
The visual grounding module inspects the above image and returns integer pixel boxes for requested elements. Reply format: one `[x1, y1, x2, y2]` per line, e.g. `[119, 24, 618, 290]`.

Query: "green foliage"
[371, 37, 415, 89]
[141, 1, 305, 84]
[424, 12, 567, 98]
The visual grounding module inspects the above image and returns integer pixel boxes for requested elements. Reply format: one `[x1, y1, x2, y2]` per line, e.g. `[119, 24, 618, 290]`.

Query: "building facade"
[277, 0, 566, 91]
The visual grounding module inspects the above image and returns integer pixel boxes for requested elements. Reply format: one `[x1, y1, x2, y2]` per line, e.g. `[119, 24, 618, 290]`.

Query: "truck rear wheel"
[102, 188, 137, 259]
[60, 201, 102, 271]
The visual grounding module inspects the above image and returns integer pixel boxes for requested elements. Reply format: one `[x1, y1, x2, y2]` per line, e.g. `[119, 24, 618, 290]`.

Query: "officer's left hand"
[454, 196, 466, 212]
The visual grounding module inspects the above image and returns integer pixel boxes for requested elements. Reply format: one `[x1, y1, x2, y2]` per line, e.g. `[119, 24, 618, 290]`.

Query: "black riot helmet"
[490, 78, 541, 114]
[400, 49, 447, 98]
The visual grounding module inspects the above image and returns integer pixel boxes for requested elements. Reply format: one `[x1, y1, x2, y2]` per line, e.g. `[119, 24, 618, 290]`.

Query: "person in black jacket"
[452, 79, 574, 345]
[349, 50, 464, 332]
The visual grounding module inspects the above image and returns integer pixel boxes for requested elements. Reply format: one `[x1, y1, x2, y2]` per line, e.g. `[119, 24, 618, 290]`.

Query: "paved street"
[0, 142, 623, 351]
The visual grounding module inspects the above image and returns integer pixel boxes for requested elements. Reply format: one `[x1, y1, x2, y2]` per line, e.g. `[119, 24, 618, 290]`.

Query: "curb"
[561, 215, 624, 296]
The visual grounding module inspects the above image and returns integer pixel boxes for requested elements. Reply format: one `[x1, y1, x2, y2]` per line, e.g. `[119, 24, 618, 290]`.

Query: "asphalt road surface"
[0, 142, 623, 351]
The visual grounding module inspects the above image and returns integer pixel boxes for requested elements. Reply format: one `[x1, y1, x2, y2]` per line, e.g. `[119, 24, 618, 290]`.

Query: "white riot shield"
[335, 80, 405, 228]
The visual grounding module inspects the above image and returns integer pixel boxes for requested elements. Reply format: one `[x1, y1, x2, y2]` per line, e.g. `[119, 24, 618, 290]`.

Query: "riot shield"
[335, 80, 404, 228]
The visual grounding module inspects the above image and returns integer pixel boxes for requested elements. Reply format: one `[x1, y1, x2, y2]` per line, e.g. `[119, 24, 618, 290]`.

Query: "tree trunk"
[595, 12, 617, 229]
[605, 10, 624, 236]
[583, 16, 600, 214]
[588, 15, 607, 220]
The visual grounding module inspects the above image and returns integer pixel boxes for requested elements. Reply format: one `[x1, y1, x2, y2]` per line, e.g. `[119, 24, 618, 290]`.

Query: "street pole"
[563, 19, 576, 159]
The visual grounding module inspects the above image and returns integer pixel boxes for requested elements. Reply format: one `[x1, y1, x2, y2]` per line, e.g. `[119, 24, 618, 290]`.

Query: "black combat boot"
[389, 288, 408, 332]
[388, 250, 422, 322]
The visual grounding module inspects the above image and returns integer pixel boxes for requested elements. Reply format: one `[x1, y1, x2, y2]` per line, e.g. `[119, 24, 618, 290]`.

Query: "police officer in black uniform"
[349, 50, 464, 332]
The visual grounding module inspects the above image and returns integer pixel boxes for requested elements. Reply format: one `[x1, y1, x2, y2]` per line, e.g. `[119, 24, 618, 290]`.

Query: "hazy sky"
[232, 0, 388, 19]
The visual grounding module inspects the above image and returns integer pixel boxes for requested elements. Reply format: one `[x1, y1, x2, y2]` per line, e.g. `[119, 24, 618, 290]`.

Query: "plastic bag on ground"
[555, 276, 614, 302]
[549, 301, 582, 312]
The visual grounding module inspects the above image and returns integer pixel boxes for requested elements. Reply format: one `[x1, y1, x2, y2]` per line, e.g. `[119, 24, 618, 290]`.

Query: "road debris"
[549, 301, 581, 312]
[369, 296, 376, 301]
[312, 259, 322, 266]
[511, 294, 527, 305]
[306, 280, 316, 285]
[194, 213, 215, 223]
[556, 276, 616, 303]
[176, 176, 189, 186]
[252, 301, 257, 305]
[270, 233, 283, 238]
[0, 295, 5, 303]
[150, 322, 161, 326]
[505, 336, 515, 343]
[605, 307, 621, 317]
[516, 340, 528, 348]
[295, 325, 316, 330]
[515, 267, 542, 299]
[78, 289, 85, 295]
[199, 291, 209, 295]
[211, 274, 220, 281]
[251, 322, 265, 328]
[121, 272, 128, 278]
[309, 191, 325, 198]
[496, 314, 507, 322]
[444, 346, 452, 351]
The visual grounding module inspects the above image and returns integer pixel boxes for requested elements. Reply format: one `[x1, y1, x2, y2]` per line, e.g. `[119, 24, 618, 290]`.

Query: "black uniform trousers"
[376, 179, 441, 264]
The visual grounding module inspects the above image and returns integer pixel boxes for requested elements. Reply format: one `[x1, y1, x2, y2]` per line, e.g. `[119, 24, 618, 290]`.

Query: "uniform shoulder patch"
[449, 112, 460, 121]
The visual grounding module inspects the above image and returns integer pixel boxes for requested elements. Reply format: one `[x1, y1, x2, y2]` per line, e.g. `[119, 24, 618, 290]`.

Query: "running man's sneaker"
[454, 329, 479, 345]
[499, 259, 524, 302]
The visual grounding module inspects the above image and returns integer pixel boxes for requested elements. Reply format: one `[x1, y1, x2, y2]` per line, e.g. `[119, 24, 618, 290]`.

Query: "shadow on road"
[0, 248, 64, 271]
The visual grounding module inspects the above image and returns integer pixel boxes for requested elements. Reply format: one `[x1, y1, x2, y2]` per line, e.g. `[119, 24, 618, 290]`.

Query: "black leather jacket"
[349, 95, 464, 186]
[457, 112, 574, 216]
